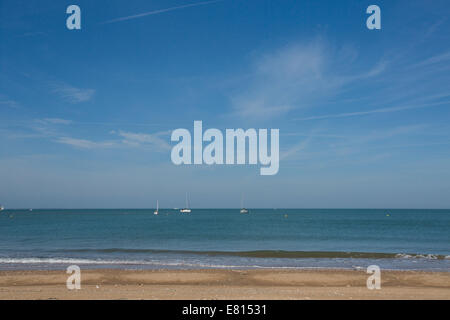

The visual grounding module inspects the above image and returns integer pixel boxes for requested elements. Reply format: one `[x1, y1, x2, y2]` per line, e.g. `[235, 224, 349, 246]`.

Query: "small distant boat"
[240, 194, 249, 214]
[180, 193, 191, 213]
[154, 200, 159, 215]
[0, 205, 4, 212]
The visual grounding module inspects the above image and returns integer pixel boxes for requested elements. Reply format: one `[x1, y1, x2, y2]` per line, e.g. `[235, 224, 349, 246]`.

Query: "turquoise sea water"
[0, 209, 449, 271]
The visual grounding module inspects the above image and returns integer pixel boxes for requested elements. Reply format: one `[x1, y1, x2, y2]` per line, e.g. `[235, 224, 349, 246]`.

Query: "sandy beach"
[0, 268, 448, 300]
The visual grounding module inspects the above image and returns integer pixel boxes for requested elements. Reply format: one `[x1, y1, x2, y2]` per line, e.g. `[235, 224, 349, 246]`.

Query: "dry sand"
[0, 268, 449, 300]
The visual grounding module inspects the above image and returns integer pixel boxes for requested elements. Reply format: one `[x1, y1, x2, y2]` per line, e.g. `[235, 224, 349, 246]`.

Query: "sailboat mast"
[186, 192, 190, 209]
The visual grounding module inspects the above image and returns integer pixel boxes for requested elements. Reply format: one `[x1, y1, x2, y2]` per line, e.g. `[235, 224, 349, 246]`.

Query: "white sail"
[154, 200, 159, 215]
[180, 193, 191, 213]
[240, 193, 249, 214]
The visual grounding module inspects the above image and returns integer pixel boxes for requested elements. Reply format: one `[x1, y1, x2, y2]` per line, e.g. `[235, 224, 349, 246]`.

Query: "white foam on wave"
[0, 258, 146, 265]
[0, 257, 273, 269]
[0, 257, 351, 270]
[395, 253, 448, 260]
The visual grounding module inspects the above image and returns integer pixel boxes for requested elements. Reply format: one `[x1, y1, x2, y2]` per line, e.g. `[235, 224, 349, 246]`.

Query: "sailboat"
[0, 205, 4, 212]
[154, 200, 159, 215]
[180, 193, 191, 213]
[240, 194, 249, 214]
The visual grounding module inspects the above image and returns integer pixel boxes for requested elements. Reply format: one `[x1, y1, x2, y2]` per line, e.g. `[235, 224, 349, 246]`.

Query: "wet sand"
[0, 269, 449, 300]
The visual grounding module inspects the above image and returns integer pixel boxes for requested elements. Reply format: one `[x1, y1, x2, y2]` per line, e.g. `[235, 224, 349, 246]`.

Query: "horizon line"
[2, 207, 449, 210]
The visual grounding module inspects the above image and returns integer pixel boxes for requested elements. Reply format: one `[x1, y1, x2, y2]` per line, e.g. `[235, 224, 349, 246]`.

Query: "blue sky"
[1, 0, 450, 208]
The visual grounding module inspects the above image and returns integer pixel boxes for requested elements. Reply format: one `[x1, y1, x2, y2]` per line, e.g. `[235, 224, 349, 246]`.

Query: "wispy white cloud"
[410, 51, 450, 69]
[229, 40, 386, 119]
[117, 130, 171, 151]
[280, 135, 313, 161]
[54, 130, 171, 151]
[0, 94, 20, 108]
[322, 124, 430, 160]
[294, 100, 450, 121]
[101, 0, 223, 24]
[50, 82, 95, 103]
[36, 118, 73, 125]
[7, 117, 171, 153]
[229, 41, 326, 119]
[282, 124, 431, 166]
[16, 31, 47, 38]
[344, 124, 429, 146]
[56, 137, 115, 149]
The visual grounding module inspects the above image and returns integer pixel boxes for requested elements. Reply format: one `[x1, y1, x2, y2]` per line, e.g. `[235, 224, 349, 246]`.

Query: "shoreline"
[1, 268, 449, 300]
[0, 265, 449, 272]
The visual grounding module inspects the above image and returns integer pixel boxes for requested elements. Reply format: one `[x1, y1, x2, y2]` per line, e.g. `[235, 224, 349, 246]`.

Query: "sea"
[0, 209, 448, 271]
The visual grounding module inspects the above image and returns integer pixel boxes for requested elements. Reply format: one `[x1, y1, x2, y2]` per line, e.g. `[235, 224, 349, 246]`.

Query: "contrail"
[293, 100, 450, 121]
[100, 0, 224, 24]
